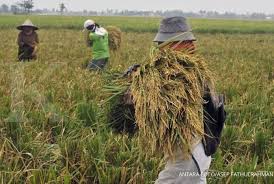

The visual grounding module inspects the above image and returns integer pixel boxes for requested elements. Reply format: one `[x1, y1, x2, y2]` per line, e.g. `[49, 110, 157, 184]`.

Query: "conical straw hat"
[17, 19, 39, 30]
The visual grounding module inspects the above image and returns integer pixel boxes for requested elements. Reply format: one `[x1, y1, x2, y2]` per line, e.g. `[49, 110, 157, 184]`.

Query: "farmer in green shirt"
[83, 19, 110, 70]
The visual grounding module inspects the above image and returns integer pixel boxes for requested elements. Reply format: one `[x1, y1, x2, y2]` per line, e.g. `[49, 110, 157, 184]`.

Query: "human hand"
[123, 64, 141, 77]
[123, 89, 134, 105]
[31, 46, 38, 56]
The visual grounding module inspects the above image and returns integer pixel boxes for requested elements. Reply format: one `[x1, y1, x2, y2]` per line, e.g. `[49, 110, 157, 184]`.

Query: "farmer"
[83, 19, 110, 70]
[17, 19, 39, 61]
[153, 17, 210, 184]
[125, 17, 225, 184]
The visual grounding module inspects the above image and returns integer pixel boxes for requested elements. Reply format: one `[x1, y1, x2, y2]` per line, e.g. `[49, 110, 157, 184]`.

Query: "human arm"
[87, 32, 94, 47]
[31, 33, 39, 56]
[31, 46, 38, 56]
[123, 64, 141, 77]
[85, 31, 93, 47]
[17, 32, 24, 47]
[202, 84, 226, 156]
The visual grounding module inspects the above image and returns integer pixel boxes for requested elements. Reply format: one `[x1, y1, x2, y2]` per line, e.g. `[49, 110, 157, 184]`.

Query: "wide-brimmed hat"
[17, 19, 39, 30]
[153, 16, 195, 42]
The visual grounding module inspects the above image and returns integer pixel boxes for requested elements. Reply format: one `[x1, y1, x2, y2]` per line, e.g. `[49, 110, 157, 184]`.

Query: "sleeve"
[17, 32, 23, 46]
[202, 83, 226, 156]
[123, 64, 141, 77]
[89, 32, 93, 42]
[88, 32, 94, 46]
[85, 32, 92, 47]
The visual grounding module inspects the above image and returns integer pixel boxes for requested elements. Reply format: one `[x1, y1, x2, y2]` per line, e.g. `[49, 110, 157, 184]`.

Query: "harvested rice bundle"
[130, 48, 213, 158]
[105, 48, 213, 158]
[106, 26, 122, 50]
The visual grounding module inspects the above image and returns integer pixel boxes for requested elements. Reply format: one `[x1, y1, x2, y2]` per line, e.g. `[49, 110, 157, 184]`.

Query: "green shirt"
[89, 28, 110, 60]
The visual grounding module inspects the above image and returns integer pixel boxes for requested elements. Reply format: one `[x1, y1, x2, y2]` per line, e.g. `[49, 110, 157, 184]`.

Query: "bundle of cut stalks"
[106, 26, 122, 50]
[106, 48, 213, 158]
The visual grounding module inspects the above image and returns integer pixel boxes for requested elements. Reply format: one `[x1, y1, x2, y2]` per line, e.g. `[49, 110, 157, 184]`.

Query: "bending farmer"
[83, 19, 110, 70]
[17, 19, 39, 61]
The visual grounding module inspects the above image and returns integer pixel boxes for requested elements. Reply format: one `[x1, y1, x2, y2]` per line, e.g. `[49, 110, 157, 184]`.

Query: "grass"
[0, 15, 273, 183]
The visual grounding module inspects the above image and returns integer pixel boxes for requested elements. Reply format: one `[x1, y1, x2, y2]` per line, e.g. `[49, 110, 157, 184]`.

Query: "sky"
[1, 0, 273, 14]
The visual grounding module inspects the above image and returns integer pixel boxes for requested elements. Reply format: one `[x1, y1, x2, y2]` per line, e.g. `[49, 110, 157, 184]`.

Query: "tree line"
[0, 1, 66, 15]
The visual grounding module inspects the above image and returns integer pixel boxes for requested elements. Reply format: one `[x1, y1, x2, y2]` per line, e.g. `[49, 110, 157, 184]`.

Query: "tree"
[10, 5, 19, 14]
[59, 3, 66, 15]
[1, 4, 9, 13]
[18, 0, 34, 13]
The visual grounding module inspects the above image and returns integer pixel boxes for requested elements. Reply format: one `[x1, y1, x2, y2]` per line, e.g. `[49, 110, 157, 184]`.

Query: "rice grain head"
[130, 48, 213, 159]
[106, 26, 122, 50]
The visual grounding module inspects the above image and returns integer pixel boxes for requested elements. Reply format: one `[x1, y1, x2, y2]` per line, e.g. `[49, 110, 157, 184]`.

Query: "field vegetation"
[1, 15, 274, 33]
[0, 15, 273, 183]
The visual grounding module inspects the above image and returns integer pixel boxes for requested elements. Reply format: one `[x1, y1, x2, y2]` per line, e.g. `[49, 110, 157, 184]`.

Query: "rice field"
[0, 15, 273, 184]
[1, 15, 274, 33]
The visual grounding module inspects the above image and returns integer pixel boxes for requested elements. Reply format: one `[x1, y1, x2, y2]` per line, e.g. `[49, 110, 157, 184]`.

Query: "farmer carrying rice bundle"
[83, 19, 110, 70]
[106, 16, 226, 184]
[17, 19, 39, 61]
[85, 25, 122, 50]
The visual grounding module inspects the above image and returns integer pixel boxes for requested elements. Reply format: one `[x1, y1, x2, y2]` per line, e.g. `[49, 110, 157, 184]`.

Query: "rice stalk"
[106, 26, 122, 50]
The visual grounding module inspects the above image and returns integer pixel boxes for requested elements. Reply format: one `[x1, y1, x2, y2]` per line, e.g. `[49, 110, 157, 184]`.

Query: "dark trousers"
[87, 58, 108, 70]
[18, 44, 36, 61]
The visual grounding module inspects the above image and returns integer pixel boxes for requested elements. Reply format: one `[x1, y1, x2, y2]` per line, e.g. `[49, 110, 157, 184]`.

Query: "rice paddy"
[0, 15, 273, 184]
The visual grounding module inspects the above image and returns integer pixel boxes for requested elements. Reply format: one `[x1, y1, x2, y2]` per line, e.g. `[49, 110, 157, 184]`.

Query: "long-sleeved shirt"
[17, 31, 39, 48]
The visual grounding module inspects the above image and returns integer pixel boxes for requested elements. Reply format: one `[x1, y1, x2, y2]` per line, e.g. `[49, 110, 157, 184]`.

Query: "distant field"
[0, 15, 274, 33]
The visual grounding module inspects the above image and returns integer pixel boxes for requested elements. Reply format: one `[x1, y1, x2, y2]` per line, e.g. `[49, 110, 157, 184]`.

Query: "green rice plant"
[0, 95, 10, 119]
[4, 118, 23, 148]
[76, 102, 98, 127]
[221, 125, 240, 153]
[253, 130, 271, 163]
